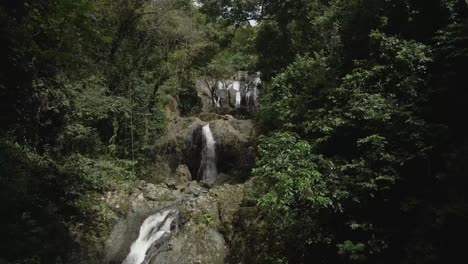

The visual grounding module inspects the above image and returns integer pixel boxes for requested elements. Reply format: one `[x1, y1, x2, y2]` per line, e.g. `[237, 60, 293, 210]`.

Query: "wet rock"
[160, 111, 256, 187]
[103, 181, 179, 263]
[105, 180, 249, 264]
[150, 191, 229, 264]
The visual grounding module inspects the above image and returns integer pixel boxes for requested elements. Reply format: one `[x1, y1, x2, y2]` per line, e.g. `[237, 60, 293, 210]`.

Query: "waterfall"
[254, 86, 258, 102]
[198, 124, 218, 183]
[233, 81, 240, 91]
[235, 91, 241, 108]
[246, 91, 252, 105]
[253, 75, 261, 86]
[214, 96, 221, 108]
[123, 209, 179, 264]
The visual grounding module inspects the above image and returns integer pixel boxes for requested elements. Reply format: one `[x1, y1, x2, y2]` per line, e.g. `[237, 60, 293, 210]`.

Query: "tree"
[0, 0, 223, 262]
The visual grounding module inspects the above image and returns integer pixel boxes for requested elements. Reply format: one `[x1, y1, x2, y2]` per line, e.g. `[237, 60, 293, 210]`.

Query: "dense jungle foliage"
[0, 0, 252, 262]
[206, 0, 468, 263]
[1, 0, 468, 263]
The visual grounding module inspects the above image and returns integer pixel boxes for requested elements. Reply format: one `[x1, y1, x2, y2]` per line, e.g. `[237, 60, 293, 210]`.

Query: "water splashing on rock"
[122, 209, 179, 264]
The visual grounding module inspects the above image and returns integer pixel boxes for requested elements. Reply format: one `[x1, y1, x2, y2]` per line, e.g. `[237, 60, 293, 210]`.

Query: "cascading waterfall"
[198, 124, 218, 183]
[254, 86, 259, 102]
[209, 75, 260, 112]
[246, 91, 253, 105]
[123, 209, 179, 264]
[233, 81, 240, 92]
[235, 91, 241, 108]
[214, 97, 221, 108]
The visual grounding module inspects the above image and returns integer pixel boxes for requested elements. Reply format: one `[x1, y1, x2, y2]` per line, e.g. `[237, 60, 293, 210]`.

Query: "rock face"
[182, 117, 256, 184]
[150, 88, 256, 185]
[150, 184, 246, 264]
[150, 116, 205, 181]
[104, 181, 179, 264]
[175, 165, 192, 184]
[151, 228, 226, 264]
[104, 180, 246, 264]
[209, 119, 256, 182]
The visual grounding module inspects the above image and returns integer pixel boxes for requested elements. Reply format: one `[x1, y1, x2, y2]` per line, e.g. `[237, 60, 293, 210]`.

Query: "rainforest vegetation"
[1, 0, 468, 263]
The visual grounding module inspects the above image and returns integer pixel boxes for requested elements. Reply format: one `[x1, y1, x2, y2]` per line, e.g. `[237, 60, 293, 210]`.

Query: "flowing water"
[235, 91, 241, 108]
[208, 74, 260, 112]
[122, 209, 179, 264]
[233, 81, 240, 92]
[198, 124, 218, 183]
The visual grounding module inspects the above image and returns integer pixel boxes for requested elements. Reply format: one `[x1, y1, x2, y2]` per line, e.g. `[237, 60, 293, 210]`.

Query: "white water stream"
[198, 124, 218, 183]
[122, 209, 178, 264]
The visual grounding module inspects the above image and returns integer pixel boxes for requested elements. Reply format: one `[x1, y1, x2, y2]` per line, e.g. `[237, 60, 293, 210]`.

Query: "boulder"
[209, 119, 254, 152]
[175, 164, 192, 184]
[165, 178, 178, 190]
[185, 181, 202, 196]
[150, 227, 226, 264]
[209, 119, 256, 181]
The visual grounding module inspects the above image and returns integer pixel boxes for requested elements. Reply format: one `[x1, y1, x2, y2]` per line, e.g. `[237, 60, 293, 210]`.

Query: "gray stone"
[137, 180, 146, 190]
[175, 164, 192, 184]
[215, 173, 235, 185]
[165, 178, 178, 190]
[209, 119, 256, 182]
[199, 180, 214, 189]
[143, 183, 176, 201]
[150, 227, 226, 264]
[185, 181, 202, 196]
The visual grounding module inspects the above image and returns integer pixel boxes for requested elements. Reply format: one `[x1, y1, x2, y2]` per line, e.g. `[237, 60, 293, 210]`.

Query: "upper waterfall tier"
[196, 71, 261, 114]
